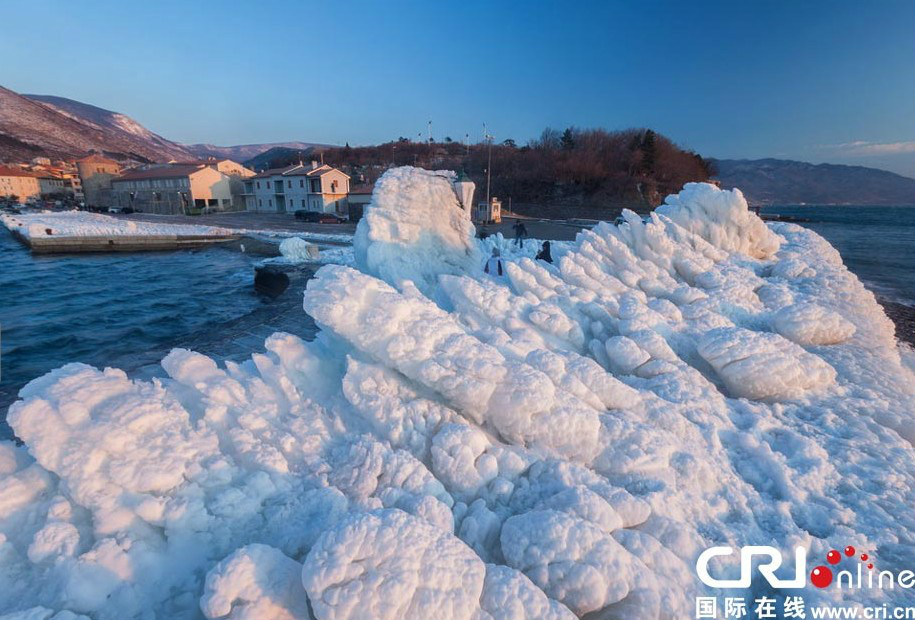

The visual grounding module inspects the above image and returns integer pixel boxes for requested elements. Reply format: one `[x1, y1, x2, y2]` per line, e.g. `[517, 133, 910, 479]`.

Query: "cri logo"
[809, 545, 873, 588]
[696, 545, 874, 589]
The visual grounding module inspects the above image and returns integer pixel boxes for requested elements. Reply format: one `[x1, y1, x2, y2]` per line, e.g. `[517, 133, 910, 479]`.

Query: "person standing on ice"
[535, 240, 553, 263]
[512, 220, 528, 248]
[484, 247, 504, 277]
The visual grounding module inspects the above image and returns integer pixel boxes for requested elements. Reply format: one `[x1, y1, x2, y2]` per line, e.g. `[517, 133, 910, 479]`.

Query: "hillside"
[712, 158, 915, 205]
[25, 94, 191, 162]
[0, 85, 192, 163]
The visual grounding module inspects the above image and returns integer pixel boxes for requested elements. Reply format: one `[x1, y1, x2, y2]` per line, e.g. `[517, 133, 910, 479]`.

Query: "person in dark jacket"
[535, 240, 553, 263]
[484, 247, 504, 277]
[512, 220, 528, 248]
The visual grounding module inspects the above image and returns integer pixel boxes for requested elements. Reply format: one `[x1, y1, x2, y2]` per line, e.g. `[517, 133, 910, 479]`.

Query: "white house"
[245, 162, 350, 215]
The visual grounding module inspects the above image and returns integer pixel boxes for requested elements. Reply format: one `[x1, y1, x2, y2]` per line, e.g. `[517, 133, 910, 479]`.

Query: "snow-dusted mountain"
[0, 85, 193, 163]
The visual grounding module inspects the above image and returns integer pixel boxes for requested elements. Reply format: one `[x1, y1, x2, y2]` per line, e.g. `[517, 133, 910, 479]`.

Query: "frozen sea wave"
[2, 167, 914, 619]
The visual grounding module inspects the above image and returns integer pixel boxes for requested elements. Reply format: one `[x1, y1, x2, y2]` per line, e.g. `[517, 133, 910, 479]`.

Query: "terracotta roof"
[0, 165, 39, 178]
[76, 154, 120, 165]
[113, 164, 207, 182]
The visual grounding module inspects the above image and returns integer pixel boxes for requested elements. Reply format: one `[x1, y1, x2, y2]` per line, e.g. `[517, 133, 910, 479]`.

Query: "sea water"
[0, 230, 262, 434]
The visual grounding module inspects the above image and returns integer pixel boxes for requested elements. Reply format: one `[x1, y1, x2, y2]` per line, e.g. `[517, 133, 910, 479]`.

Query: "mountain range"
[184, 142, 329, 163]
[712, 158, 915, 205]
[1, 83, 912, 204]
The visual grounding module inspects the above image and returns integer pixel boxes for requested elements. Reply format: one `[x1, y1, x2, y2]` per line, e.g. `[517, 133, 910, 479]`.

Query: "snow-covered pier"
[1, 210, 242, 253]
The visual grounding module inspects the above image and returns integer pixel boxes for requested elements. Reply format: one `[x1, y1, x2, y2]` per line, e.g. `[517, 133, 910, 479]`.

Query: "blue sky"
[2, 0, 913, 176]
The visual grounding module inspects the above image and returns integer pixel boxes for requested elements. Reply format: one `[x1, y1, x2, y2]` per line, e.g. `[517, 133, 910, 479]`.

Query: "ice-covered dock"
[0, 210, 242, 253]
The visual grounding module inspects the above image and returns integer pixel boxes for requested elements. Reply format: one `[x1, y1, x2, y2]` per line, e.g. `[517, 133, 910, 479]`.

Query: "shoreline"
[878, 298, 915, 347]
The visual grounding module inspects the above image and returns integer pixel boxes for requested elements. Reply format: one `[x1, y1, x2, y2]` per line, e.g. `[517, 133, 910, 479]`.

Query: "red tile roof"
[76, 154, 121, 165]
[0, 165, 39, 178]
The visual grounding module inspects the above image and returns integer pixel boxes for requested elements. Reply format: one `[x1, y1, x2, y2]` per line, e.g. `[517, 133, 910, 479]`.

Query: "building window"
[268, 199, 272, 207]
[208, 198, 218, 207]
[299, 179, 304, 188]
[302, 199, 306, 207]
[258, 199, 262, 207]
[256, 181, 261, 189]
[195, 199, 205, 208]
[287, 180, 291, 188]
[310, 179, 320, 192]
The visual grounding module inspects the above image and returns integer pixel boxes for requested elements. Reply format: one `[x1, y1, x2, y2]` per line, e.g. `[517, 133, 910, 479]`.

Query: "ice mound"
[698, 327, 837, 400]
[656, 182, 781, 259]
[303, 509, 484, 620]
[280, 237, 321, 263]
[201, 544, 309, 620]
[772, 302, 856, 345]
[353, 167, 480, 293]
[3, 174, 915, 619]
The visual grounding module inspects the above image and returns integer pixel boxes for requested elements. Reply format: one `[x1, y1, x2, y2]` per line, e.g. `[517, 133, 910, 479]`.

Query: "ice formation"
[279, 237, 321, 263]
[2, 168, 915, 620]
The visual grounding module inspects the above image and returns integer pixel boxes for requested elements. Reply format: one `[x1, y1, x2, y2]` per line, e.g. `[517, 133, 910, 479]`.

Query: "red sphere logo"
[811, 545, 873, 588]
[811, 565, 833, 588]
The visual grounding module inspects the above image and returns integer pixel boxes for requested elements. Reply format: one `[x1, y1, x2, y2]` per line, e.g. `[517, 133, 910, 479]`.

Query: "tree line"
[268, 127, 714, 214]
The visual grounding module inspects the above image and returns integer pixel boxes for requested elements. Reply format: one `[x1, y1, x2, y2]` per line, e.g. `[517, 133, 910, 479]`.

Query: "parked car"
[294, 210, 322, 222]
[318, 214, 345, 224]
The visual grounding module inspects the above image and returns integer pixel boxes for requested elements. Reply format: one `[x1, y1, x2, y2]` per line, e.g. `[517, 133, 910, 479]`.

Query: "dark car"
[318, 214, 345, 224]
[294, 210, 322, 222]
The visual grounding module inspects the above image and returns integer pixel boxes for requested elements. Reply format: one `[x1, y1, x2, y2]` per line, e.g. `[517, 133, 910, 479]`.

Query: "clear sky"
[2, 0, 913, 176]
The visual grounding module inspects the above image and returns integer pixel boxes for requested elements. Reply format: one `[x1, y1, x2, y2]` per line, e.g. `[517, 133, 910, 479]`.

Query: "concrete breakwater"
[10, 228, 241, 254]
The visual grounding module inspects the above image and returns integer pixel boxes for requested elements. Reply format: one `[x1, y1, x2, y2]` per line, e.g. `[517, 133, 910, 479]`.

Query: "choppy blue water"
[1, 229, 261, 432]
[760, 205, 915, 306]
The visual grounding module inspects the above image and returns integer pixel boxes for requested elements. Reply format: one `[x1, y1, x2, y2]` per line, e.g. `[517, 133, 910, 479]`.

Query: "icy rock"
[698, 327, 836, 400]
[279, 237, 320, 262]
[604, 336, 651, 374]
[431, 423, 499, 500]
[773, 302, 856, 346]
[27, 522, 80, 563]
[479, 564, 576, 620]
[200, 544, 311, 620]
[500, 509, 639, 615]
[302, 509, 485, 620]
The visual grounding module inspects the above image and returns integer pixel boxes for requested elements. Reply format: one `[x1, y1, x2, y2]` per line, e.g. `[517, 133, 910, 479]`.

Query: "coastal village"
[0, 154, 370, 220]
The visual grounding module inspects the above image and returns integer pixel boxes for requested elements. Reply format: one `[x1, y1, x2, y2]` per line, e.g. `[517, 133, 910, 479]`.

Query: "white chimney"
[311, 160, 319, 170]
